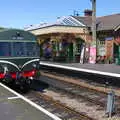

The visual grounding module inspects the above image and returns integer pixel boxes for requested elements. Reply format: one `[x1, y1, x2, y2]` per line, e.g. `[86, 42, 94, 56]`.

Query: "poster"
[89, 46, 96, 64]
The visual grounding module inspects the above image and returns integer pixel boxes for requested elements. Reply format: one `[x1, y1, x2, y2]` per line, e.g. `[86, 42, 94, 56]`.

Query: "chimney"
[84, 9, 92, 16]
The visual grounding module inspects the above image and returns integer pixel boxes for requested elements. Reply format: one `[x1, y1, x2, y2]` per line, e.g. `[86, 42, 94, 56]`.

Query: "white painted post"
[106, 91, 115, 117]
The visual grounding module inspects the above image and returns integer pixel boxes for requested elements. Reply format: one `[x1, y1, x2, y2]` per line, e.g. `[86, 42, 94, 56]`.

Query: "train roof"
[0, 28, 37, 42]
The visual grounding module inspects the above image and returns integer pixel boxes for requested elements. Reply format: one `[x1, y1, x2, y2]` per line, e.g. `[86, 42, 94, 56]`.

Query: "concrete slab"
[0, 83, 61, 120]
[40, 61, 120, 77]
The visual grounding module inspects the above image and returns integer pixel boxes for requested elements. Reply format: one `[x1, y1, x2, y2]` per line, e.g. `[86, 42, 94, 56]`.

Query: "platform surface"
[0, 83, 59, 120]
[40, 61, 120, 77]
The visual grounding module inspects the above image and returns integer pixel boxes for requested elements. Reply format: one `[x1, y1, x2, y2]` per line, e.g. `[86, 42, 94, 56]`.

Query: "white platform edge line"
[8, 96, 20, 100]
[0, 83, 62, 120]
[40, 62, 120, 78]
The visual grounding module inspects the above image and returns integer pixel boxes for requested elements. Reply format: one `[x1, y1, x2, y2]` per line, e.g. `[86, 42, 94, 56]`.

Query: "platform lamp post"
[89, 0, 97, 64]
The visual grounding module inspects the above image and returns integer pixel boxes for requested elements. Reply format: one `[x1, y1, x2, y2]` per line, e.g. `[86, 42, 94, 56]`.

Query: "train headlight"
[29, 77, 33, 80]
[3, 66, 9, 74]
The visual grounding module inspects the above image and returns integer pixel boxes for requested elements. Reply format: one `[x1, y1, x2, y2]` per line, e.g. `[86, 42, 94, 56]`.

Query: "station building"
[25, 10, 120, 64]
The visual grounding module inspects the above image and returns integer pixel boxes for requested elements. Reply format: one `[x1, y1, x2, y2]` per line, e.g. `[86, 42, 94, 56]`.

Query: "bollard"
[106, 91, 115, 117]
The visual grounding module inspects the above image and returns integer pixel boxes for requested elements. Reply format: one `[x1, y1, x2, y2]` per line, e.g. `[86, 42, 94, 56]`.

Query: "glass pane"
[25, 42, 39, 57]
[0, 42, 11, 56]
[12, 42, 39, 57]
[12, 42, 25, 56]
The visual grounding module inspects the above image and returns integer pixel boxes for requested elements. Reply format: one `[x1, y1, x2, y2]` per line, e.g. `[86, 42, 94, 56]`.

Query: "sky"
[0, 0, 120, 29]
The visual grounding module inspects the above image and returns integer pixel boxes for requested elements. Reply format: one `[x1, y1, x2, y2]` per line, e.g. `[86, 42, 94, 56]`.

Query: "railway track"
[25, 91, 95, 120]
[40, 71, 107, 107]
[40, 70, 107, 94]
[39, 70, 120, 114]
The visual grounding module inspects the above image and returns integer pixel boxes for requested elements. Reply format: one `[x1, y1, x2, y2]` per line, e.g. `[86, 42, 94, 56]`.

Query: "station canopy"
[25, 16, 87, 36]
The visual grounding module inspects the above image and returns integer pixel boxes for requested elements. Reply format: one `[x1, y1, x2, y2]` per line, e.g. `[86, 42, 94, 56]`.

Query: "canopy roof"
[29, 25, 87, 36]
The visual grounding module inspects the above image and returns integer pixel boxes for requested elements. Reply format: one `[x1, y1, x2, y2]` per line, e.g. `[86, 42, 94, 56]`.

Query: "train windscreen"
[0, 42, 11, 56]
[0, 42, 39, 57]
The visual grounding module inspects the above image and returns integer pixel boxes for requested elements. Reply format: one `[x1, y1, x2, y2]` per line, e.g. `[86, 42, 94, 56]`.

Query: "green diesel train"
[0, 28, 40, 91]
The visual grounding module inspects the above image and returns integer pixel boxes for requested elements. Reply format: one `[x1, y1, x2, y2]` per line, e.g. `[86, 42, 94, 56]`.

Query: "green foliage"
[0, 27, 5, 30]
[76, 37, 84, 44]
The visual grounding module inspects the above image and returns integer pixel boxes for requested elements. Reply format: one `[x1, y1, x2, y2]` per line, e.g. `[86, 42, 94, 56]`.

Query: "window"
[0, 42, 11, 56]
[25, 42, 39, 57]
[0, 42, 39, 57]
[12, 42, 25, 56]
[12, 42, 39, 57]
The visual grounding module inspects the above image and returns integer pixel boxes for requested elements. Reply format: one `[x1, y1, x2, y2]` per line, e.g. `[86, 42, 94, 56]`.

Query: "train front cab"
[0, 28, 40, 92]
